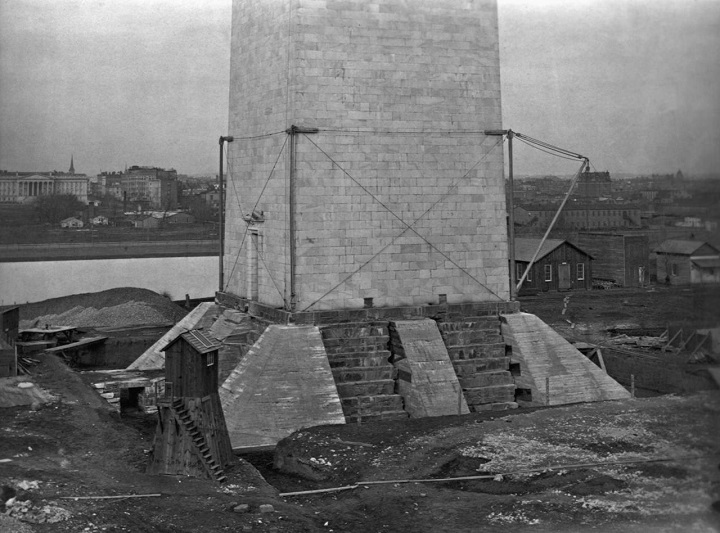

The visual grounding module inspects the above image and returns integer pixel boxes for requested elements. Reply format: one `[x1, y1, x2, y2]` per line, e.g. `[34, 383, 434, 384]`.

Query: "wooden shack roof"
[653, 239, 719, 256]
[161, 329, 221, 354]
[514, 238, 592, 263]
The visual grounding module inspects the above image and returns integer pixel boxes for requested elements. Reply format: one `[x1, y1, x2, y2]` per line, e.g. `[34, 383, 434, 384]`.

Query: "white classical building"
[0, 174, 89, 204]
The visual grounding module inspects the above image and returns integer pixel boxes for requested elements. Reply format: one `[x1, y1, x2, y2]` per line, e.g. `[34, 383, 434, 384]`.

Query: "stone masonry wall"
[226, 0, 508, 312]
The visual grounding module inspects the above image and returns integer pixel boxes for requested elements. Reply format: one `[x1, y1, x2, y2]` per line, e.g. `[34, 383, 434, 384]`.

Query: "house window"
[516, 263, 525, 282]
[670, 263, 678, 276]
[577, 263, 585, 280]
[544, 264, 552, 282]
[207, 352, 215, 366]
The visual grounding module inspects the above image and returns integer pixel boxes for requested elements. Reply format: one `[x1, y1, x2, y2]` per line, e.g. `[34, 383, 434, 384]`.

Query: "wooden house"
[654, 240, 720, 285]
[515, 238, 593, 293]
[147, 330, 233, 482]
[576, 232, 649, 287]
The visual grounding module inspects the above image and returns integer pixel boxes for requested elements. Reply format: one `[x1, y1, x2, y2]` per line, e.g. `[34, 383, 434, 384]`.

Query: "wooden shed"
[0, 337, 16, 378]
[654, 240, 720, 286]
[576, 232, 649, 287]
[515, 238, 593, 293]
[147, 330, 233, 482]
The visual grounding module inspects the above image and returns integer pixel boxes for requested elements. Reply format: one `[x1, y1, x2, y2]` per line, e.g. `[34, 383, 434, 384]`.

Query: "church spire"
[69, 155, 75, 175]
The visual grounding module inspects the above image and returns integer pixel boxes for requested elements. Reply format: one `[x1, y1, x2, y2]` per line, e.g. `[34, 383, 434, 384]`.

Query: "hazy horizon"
[1, 0, 718, 178]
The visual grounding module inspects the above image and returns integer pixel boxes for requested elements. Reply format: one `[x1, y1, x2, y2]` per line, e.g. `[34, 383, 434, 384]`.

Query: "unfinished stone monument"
[215, 0, 628, 450]
[224, 0, 509, 311]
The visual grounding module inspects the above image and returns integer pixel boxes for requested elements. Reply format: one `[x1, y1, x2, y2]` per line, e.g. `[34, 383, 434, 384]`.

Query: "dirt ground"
[2, 286, 720, 532]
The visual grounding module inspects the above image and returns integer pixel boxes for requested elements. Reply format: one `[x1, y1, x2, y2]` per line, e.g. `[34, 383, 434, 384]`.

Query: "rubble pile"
[2, 480, 70, 525]
[24, 302, 176, 329]
[19, 288, 187, 329]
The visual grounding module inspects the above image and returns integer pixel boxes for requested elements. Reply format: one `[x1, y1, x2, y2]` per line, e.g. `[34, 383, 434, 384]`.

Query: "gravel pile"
[19, 288, 187, 330]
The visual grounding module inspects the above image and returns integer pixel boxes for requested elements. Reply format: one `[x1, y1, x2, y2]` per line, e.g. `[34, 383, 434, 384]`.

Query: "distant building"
[0, 172, 89, 204]
[200, 189, 220, 209]
[123, 166, 178, 209]
[515, 238, 593, 293]
[513, 206, 533, 226]
[576, 232, 649, 287]
[129, 211, 194, 228]
[522, 202, 642, 230]
[578, 170, 612, 198]
[97, 167, 178, 209]
[654, 240, 720, 285]
[90, 215, 109, 226]
[60, 217, 84, 228]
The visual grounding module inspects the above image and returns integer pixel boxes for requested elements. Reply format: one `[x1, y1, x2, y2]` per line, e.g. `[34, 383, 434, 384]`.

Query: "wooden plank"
[43, 336, 107, 353]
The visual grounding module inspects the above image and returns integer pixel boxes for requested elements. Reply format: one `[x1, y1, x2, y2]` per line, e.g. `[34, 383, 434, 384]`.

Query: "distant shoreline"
[0, 240, 218, 262]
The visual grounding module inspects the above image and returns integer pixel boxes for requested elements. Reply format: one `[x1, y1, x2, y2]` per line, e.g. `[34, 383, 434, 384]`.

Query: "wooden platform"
[501, 312, 631, 406]
[219, 325, 345, 451]
[390, 319, 469, 417]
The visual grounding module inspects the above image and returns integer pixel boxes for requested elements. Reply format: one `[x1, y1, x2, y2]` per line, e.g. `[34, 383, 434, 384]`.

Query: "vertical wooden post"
[458, 385, 463, 415]
[631, 374, 635, 398]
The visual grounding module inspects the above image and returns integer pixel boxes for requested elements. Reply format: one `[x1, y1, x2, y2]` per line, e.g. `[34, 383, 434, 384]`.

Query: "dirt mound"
[18, 288, 187, 329]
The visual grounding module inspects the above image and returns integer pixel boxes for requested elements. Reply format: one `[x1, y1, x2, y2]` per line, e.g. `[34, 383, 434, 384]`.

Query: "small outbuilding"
[147, 330, 233, 482]
[60, 217, 84, 228]
[515, 238, 593, 293]
[654, 239, 720, 285]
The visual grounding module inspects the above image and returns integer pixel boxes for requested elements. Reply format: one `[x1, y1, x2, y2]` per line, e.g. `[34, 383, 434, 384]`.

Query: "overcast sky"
[1, 0, 718, 177]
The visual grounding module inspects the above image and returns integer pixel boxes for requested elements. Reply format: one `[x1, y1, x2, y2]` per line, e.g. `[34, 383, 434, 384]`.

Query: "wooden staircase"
[320, 322, 408, 423]
[436, 316, 516, 412]
[172, 398, 227, 483]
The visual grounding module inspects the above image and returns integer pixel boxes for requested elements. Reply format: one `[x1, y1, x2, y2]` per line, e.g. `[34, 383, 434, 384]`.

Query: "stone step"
[326, 351, 392, 368]
[340, 394, 404, 416]
[469, 401, 519, 413]
[323, 336, 390, 355]
[436, 317, 500, 332]
[457, 370, 513, 389]
[345, 410, 409, 424]
[447, 343, 506, 361]
[321, 322, 389, 339]
[336, 379, 395, 398]
[453, 357, 510, 376]
[463, 384, 516, 406]
[441, 330, 503, 346]
[332, 366, 395, 383]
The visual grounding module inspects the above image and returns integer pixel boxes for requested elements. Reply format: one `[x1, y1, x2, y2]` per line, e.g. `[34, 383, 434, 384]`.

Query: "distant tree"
[33, 194, 85, 224]
[185, 194, 215, 222]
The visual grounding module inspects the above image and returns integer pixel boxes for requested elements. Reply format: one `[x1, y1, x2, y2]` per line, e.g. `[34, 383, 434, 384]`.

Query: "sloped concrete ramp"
[391, 319, 469, 417]
[220, 325, 345, 451]
[127, 302, 220, 370]
[501, 312, 631, 406]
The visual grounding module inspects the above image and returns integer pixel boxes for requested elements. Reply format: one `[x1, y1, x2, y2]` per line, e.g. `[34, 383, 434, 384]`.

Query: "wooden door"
[558, 263, 572, 290]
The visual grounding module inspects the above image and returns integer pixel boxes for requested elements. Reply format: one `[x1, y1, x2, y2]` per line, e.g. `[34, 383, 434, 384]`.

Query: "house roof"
[653, 239, 718, 255]
[162, 329, 221, 354]
[692, 257, 720, 269]
[60, 217, 81, 223]
[514, 238, 592, 262]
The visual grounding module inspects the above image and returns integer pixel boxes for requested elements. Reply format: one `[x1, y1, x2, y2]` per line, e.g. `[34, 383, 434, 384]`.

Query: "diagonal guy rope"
[299, 134, 505, 311]
[224, 136, 288, 305]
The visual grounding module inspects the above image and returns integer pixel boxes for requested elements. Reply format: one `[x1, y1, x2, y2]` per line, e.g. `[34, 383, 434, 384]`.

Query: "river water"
[0, 256, 217, 305]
